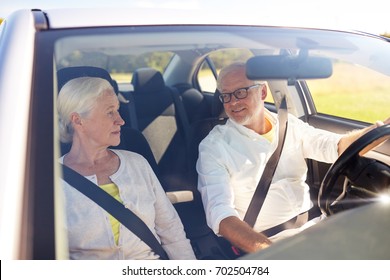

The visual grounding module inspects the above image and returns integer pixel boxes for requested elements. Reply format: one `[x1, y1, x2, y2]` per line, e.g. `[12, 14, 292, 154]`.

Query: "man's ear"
[261, 84, 267, 100]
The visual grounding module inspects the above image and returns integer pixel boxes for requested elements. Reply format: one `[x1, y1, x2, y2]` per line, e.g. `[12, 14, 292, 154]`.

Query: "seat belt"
[60, 164, 169, 260]
[243, 95, 288, 228]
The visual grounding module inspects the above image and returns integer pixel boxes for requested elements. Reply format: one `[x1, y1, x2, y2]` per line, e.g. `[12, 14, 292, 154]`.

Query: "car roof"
[19, 7, 366, 35]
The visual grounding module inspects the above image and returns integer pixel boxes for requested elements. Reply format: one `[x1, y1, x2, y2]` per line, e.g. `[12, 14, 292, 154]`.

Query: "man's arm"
[338, 117, 390, 156]
[219, 216, 272, 253]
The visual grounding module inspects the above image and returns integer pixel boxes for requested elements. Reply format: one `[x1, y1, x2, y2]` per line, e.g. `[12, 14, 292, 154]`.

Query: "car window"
[197, 48, 253, 93]
[197, 61, 217, 93]
[306, 61, 390, 123]
[197, 48, 274, 103]
[57, 50, 174, 90]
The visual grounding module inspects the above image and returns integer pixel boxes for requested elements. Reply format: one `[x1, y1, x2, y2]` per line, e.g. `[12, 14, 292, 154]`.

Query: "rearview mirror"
[246, 54, 332, 83]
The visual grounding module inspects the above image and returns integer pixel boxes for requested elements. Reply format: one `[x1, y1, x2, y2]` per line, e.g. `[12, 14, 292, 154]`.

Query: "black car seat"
[57, 66, 118, 93]
[173, 83, 213, 123]
[129, 68, 229, 258]
[182, 88, 233, 259]
[130, 67, 192, 191]
[187, 88, 228, 184]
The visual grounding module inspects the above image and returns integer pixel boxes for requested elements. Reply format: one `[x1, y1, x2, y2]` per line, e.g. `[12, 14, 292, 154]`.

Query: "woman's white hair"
[57, 77, 114, 143]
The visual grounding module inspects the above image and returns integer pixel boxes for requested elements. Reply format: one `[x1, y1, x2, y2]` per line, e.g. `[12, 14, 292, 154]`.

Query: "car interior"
[56, 65, 235, 259]
[50, 26, 390, 260]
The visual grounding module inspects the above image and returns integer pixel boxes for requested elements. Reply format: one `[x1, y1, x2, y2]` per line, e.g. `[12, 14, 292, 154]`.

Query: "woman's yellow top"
[99, 183, 122, 245]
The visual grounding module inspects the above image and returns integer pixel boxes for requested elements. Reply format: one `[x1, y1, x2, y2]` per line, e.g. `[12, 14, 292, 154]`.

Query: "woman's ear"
[70, 112, 82, 126]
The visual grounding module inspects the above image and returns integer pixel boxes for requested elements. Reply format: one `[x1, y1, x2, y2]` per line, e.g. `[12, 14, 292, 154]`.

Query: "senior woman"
[57, 76, 195, 260]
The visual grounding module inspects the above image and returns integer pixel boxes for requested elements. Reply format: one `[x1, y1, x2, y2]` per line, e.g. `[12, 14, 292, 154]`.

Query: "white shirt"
[196, 110, 342, 241]
[60, 149, 196, 260]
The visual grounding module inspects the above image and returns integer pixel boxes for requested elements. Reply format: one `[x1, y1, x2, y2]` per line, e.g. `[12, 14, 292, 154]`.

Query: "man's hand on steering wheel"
[337, 117, 390, 156]
[319, 118, 390, 216]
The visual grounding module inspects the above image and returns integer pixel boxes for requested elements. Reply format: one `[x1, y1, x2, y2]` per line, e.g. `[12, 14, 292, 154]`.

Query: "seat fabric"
[57, 66, 117, 93]
[131, 68, 191, 191]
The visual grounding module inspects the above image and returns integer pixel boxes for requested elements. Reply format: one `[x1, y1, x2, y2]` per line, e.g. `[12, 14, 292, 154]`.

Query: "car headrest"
[57, 66, 117, 93]
[131, 68, 165, 94]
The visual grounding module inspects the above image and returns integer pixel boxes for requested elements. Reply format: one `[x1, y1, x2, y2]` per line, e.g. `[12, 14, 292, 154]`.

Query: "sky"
[0, 0, 388, 35]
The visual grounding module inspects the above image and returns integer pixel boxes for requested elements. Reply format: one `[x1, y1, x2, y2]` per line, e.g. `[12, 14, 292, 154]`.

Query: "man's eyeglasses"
[218, 84, 261, 104]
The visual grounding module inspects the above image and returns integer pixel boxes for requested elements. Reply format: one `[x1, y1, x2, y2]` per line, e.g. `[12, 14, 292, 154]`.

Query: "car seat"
[130, 67, 191, 191]
[57, 66, 117, 93]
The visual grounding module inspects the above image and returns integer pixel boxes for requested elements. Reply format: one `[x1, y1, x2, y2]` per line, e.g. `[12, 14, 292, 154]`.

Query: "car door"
[298, 60, 390, 206]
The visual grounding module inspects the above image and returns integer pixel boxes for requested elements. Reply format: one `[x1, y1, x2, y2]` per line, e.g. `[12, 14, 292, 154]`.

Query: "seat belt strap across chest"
[60, 164, 169, 260]
[243, 95, 288, 228]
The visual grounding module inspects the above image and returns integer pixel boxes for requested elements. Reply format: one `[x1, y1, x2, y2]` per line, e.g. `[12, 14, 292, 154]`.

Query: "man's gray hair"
[217, 62, 246, 91]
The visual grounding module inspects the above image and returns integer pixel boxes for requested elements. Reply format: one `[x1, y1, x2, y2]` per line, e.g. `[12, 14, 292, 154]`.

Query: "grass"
[307, 62, 390, 123]
[310, 91, 389, 122]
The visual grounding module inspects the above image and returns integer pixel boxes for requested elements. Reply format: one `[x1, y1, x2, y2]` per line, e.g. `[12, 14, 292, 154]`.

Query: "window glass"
[306, 61, 390, 123]
[197, 48, 274, 103]
[197, 48, 253, 93]
[198, 62, 216, 93]
[57, 51, 174, 88]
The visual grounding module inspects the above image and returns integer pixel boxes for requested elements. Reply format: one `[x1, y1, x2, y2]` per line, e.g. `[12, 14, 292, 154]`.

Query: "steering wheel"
[318, 124, 390, 216]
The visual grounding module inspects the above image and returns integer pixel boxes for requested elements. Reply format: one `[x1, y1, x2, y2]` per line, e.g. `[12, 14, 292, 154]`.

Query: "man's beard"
[227, 112, 251, 126]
